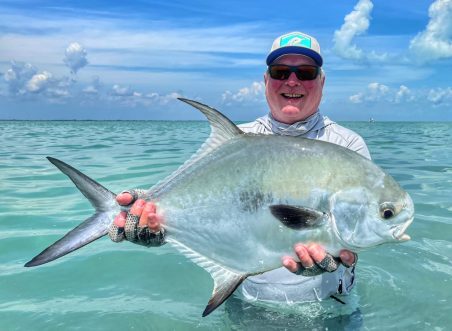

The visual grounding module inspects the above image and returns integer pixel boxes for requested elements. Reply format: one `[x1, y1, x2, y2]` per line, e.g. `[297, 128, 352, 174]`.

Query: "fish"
[25, 98, 414, 316]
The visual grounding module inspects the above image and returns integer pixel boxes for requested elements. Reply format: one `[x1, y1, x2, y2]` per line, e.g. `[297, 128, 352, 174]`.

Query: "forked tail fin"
[25, 157, 117, 267]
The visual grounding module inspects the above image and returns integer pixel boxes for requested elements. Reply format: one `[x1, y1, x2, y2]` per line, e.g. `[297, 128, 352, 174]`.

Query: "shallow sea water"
[0, 120, 451, 330]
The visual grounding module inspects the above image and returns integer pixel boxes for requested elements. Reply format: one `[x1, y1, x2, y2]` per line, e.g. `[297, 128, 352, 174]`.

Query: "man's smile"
[281, 93, 304, 99]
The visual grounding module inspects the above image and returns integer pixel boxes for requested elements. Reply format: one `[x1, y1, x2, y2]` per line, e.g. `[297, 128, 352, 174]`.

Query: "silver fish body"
[25, 99, 414, 316]
[156, 134, 413, 274]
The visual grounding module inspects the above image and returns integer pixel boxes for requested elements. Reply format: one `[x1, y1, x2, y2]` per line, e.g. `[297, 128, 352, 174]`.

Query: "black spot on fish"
[238, 190, 273, 213]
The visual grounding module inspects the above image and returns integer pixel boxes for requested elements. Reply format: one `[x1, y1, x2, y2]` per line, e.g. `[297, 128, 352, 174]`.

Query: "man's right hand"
[108, 190, 165, 246]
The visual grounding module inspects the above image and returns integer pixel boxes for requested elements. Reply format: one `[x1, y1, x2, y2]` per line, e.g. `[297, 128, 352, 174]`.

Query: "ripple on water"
[1, 121, 452, 330]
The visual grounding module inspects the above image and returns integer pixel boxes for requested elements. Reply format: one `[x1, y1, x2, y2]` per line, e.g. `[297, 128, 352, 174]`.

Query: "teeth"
[282, 93, 303, 98]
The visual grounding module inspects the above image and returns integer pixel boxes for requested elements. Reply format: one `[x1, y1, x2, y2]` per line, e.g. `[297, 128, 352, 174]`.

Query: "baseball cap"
[266, 31, 323, 67]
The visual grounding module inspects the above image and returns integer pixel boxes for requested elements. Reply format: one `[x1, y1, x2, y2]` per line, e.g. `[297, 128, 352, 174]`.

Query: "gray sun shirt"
[236, 111, 371, 304]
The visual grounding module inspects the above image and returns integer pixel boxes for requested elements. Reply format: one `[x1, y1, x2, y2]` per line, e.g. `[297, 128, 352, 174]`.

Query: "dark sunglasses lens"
[296, 66, 319, 80]
[268, 66, 291, 80]
[269, 65, 319, 80]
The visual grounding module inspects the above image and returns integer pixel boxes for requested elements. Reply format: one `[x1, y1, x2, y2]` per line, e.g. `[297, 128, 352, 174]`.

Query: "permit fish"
[25, 98, 414, 316]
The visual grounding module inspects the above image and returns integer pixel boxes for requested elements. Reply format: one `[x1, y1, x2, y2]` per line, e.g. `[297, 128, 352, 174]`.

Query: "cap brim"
[266, 46, 323, 67]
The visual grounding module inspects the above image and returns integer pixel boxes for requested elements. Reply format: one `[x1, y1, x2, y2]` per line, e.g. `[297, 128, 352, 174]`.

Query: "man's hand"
[282, 244, 357, 277]
[108, 190, 165, 246]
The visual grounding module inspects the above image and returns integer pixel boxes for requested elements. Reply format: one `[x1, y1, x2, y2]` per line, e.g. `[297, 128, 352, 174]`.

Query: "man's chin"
[280, 105, 304, 117]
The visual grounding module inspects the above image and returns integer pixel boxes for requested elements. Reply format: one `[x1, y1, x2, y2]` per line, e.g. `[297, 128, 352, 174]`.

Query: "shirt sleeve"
[346, 134, 371, 160]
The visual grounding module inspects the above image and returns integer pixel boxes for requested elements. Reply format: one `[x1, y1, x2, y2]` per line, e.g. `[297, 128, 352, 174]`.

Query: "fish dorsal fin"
[167, 238, 247, 317]
[149, 99, 243, 196]
[178, 98, 243, 148]
[270, 204, 325, 230]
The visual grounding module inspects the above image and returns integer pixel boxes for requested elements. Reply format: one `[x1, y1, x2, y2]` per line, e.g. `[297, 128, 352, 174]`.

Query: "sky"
[0, 0, 451, 121]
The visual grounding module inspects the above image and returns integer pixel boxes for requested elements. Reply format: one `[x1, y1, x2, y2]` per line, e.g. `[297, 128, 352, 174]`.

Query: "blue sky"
[0, 0, 451, 121]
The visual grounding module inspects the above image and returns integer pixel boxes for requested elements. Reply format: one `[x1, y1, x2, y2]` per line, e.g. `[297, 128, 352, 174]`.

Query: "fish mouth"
[391, 218, 413, 242]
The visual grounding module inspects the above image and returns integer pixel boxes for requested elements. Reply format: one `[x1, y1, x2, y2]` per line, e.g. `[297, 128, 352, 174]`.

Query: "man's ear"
[264, 71, 268, 85]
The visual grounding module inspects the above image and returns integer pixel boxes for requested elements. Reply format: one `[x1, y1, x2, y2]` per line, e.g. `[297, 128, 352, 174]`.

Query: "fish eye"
[380, 203, 395, 220]
[383, 209, 394, 219]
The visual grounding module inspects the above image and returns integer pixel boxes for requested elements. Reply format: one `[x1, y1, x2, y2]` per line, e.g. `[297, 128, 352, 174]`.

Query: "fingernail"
[114, 212, 127, 227]
[340, 251, 350, 261]
[281, 256, 291, 266]
[294, 245, 305, 257]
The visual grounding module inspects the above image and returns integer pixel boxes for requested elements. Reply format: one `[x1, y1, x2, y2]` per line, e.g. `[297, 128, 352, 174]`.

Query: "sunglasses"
[267, 65, 320, 81]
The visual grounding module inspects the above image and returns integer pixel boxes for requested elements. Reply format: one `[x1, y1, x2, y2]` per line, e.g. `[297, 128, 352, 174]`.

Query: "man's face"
[265, 54, 325, 124]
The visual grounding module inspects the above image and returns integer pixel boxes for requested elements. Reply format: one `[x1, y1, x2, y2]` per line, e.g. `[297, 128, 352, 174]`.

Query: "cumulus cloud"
[3, 61, 37, 95]
[349, 83, 416, 104]
[107, 84, 183, 107]
[395, 85, 415, 103]
[409, 0, 452, 61]
[427, 87, 452, 105]
[110, 84, 134, 97]
[333, 0, 388, 62]
[63, 42, 88, 74]
[144, 92, 183, 105]
[82, 76, 102, 95]
[2, 60, 76, 102]
[2, 58, 185, 108]
[26, 71, 52, 93]
[222, 81, 265, 105]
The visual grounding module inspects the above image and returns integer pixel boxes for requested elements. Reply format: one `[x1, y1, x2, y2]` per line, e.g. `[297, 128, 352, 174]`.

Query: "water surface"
[0, 120, 451, 330]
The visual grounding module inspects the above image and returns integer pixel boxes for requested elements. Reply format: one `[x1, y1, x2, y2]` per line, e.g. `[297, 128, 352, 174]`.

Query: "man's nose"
[285, 72, 300, 86]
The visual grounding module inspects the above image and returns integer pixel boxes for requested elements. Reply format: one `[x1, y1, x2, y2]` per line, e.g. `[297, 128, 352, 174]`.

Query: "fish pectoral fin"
[270, 204, 325, 230]
[203, 268, 247, 317]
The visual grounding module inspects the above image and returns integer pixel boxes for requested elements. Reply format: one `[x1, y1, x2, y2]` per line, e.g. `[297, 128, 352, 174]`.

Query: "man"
[109, 31, 370, 304]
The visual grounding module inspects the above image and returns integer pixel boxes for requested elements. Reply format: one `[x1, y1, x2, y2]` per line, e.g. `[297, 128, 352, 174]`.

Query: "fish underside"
[25, 98, 414, 317]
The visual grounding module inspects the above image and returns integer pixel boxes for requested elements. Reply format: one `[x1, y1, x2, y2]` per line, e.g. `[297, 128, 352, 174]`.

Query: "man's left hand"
[282, 244, 357, 277]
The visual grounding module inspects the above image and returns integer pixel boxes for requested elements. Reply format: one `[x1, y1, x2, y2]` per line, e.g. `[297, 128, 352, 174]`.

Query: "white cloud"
[63, 42, 88, 74]
[82, 76, 102, 95]
[222, 81, 265, 105]
[349, 93, 364, 104]
[2, 60, 76, 102]
[333, 0, 388, 62]
[26, 71, 52, 93]
[111, 84, 134, 97]
[349, 82, 417, 104]
[144, 92, 183, 105]
[409, 0, 452, 61]
[427, 87, 452, 105]
[350, 83, 452, 107]
[367, 82, 389, 96]
[2, 58, 187, 107]
[107, 84, 183, 107]
[0, 11, 267, 74]
[395, 85, 414, 103]
[3, 61, 37, 95]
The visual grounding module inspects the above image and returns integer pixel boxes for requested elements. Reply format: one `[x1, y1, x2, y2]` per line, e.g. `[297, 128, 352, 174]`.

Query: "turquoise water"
[0, 120, 451, 330]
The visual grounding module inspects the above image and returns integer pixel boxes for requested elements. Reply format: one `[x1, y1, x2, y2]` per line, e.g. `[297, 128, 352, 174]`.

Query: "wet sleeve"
[337, 266, 356, 295]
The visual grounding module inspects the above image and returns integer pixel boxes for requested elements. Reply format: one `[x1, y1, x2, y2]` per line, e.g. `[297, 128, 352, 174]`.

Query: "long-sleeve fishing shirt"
[237, 111, 371, 303]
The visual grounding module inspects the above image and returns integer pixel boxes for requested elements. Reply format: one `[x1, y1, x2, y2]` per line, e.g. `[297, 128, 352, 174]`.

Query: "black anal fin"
[270, 204, 325, 230]
[203, 270, 247, 317]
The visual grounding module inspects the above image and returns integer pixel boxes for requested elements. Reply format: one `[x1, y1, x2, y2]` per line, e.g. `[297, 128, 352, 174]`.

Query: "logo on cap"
[280, 33, 312, 49]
